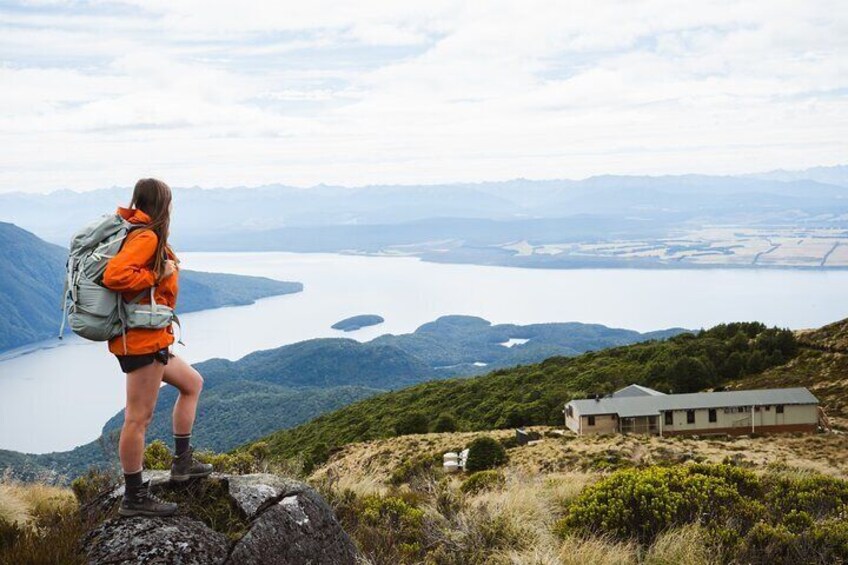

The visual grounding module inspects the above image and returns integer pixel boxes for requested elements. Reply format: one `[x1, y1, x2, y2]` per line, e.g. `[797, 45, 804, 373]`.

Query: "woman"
[102, 178, 212, 518]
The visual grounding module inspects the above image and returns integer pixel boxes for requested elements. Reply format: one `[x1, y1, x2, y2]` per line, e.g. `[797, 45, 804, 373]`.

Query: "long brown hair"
[130, 178, 175, 280]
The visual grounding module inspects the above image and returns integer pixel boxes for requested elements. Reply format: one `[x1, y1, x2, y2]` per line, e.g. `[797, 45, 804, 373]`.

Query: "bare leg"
[162, 353, 204, 436]
[119, 361, 166, 473]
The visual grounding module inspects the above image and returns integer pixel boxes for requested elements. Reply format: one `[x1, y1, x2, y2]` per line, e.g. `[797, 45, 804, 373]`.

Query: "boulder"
[83, 515, 230, 565]
[228, 488, 359, 564]
[81, 472, 359, 565]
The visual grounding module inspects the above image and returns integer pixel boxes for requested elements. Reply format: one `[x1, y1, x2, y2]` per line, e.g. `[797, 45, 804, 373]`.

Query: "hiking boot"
[170, 446, 213, 482]
[119, 480, 177, 518]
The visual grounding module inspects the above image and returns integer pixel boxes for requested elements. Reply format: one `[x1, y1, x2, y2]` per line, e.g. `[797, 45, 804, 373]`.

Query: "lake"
[1, 251, 845, 453]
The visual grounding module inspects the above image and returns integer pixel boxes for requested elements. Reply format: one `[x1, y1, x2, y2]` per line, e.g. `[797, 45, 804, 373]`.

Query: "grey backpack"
[58, 212, 182, 354]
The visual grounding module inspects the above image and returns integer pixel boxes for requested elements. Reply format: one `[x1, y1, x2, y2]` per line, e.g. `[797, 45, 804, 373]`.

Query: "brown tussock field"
[311, 426, 848, 487]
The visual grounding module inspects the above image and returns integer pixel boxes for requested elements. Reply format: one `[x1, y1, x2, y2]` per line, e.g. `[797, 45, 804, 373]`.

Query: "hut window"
[686, 410, 695, 424]
[587, 416, 596, 426]
[664, 412, 673, 426]
[708, 409, 717, 423]
[776, 405, 784, 414]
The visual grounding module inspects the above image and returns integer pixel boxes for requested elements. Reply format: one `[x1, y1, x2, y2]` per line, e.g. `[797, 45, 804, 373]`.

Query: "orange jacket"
[102, 206, 180, 355]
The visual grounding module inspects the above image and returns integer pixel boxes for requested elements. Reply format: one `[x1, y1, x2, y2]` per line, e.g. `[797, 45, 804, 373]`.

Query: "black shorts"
[115, 347, 174, 374]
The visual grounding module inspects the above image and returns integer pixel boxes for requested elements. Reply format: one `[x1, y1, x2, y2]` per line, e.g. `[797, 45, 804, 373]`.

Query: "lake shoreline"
[2, 251, 847, 454]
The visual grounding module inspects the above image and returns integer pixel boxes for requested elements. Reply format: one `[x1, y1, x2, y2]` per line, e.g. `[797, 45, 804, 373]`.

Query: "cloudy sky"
[1, 1, 846, 193]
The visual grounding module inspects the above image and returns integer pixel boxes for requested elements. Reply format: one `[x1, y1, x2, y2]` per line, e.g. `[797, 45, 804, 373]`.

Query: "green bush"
[465, 436, 507, 472]
[557, 463, 848, 562]
[356, 493, 426, 563]
[557, 464, 752, 544]
[432, 413, 458, 433]
[389, 454, 442, 486]
[246, 441, 270, 462]
[498, 435, 519, 450]
[303, 442, 331, 474]
[460, 470, 505, 495]
[806, 518, 848, 561]
[70, 468, 119, 505]
[394, 412, 429, 436]
[763, 473, 848, 519]
[737, 521, 797, 562]
[143, 439, 173, 470]
[196, 451, 258, 474]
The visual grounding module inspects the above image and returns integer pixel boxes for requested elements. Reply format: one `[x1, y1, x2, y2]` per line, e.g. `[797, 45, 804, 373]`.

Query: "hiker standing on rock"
[102, 178, 213, 517]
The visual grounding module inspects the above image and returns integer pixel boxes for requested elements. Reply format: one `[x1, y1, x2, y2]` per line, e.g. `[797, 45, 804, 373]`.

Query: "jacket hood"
[117, 206, 152, 225]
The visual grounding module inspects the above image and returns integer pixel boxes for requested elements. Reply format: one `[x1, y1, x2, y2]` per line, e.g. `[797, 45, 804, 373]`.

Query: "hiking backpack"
[58, 212, 182, 353]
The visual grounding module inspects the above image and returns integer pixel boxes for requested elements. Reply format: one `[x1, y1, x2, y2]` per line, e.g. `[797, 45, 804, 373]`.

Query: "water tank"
[443, 451, 460, 473]
[443, 460, 461, 473]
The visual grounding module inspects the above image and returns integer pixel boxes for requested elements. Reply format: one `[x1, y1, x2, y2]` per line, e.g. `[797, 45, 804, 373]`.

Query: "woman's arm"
[102, 230, 159, 292]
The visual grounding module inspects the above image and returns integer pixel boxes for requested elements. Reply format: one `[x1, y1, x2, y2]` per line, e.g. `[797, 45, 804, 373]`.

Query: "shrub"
[498, 435, 519, 450]
[357, 494, 426, 562]
[763, 473, 848, 519]
[195, 451, 258, 474]
[394, 412, 429, 436]
[806, 518, 848, 562]
[558, 463, 848, 561]
[388, 455, 438, 486]
[557, 465, 751, 544]
[432, 413, 458, 433]
[247, 441, 270, 462]
[303, 442, 331, 474]
[736, 521, 798, 562]
[143, 440, 173, 470]
[460, 470, 505, 495]
[464, 436, 508, 472]
[70, 468, 119, 506]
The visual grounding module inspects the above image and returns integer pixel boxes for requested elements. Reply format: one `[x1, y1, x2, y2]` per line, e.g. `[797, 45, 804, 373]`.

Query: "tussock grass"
[313, 423, 848, 564]
[0, 480, 83, 565]
[0, 487, 29, 526]
[0, 482, 75, 526]
[318, 460, 730, 564]
[556, 535, 637, 565]
[644, 524, 718, 564]
[312, 425, 848, 485]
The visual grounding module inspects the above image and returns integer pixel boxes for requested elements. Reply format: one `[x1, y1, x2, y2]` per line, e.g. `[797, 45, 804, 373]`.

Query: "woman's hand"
[160, 259, 178, 281]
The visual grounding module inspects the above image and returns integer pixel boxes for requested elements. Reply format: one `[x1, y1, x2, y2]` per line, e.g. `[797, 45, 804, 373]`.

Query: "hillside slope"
[728, 318, 848, 424]
[0, 316, 678, 481]
[0, 222, 67, 350]
[247, 322, 799, 468]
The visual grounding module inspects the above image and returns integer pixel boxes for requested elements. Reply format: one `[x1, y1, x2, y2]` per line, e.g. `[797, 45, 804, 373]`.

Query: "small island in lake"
[332, 314, 385, 332]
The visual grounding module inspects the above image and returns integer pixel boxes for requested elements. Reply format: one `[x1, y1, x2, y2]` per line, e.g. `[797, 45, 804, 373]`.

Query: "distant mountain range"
[0, 315, 685, 481]
[2, 166, 846, 270]
[746, 165, 848, 187]
[0, 222, 303, 353]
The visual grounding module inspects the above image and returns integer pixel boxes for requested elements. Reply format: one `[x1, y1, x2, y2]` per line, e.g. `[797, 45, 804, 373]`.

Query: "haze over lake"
[1, 251, 845, 454]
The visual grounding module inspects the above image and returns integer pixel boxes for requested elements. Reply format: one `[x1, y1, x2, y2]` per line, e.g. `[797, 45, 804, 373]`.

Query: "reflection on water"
[1, 251, 845, 453]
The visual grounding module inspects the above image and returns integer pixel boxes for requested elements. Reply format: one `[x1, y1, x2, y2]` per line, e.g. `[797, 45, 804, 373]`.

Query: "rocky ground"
[82, 472, 358, 565]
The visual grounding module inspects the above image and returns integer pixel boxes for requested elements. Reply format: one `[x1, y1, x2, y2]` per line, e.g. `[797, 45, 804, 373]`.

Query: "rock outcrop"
[82, 471, 359, 565]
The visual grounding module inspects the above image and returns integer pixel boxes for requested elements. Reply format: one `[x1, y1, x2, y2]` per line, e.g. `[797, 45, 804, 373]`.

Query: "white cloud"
[0, 0, 845, 192]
